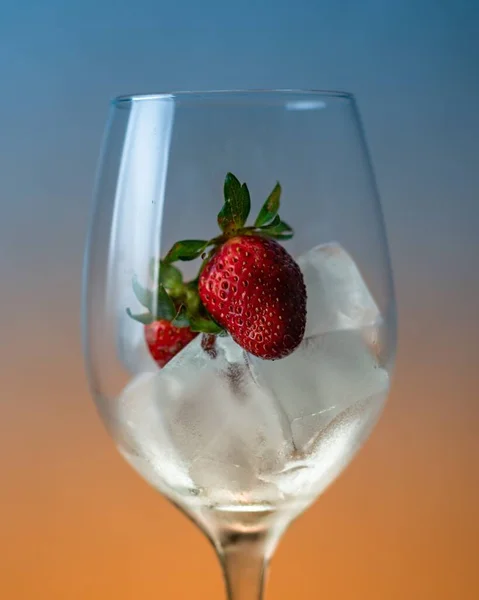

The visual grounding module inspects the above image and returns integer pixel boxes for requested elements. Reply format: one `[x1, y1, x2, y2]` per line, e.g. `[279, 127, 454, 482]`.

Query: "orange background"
[2, 307, 478, 598]
[1, 1, 478, 598]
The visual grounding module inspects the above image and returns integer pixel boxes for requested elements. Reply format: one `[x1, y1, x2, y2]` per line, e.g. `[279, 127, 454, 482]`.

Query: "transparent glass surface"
[83, 90, 397, 600]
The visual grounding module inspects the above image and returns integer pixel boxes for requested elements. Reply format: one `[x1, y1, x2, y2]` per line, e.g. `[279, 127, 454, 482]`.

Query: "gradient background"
[1, 1, 478, 598]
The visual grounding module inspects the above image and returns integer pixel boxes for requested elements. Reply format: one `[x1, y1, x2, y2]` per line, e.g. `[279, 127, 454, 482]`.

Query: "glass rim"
[112, 88, 355, 106]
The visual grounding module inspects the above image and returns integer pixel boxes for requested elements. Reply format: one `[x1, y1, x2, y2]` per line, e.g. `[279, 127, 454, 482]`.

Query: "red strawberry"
[144, 320, 198, 368]
[129, 173, 305, 362]
[198, 235, 306, 359]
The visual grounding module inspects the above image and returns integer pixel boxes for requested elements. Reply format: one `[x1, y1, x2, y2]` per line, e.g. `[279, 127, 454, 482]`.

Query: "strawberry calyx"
[126, 260, 223, 334]
[127, 172, 294, 336]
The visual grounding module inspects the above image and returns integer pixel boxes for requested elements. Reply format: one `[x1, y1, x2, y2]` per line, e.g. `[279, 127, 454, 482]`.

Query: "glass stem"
[220, 532, 269, 600]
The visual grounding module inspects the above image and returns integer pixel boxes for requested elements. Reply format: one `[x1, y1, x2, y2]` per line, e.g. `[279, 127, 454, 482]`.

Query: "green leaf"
[185, 285, 201, 315]
[260, 214, 281, 230]
[262, 219, 294, 240]
[132, 276, 153, 310]
[268, 231, 294, 240]
[254, 182, 281, 227]
[164, 240, 210, 263]
[240, 183, 251, 222]
[149, 259, 183, 290]
[188, 313, 224, 334]
[126, 308, 154, 325]
[159, 260, 183, 289]
[217, 203, 233, 232]
[172, 305, 191, 328]
[217, 173, 251, 232]
[153, 285, 176, 321]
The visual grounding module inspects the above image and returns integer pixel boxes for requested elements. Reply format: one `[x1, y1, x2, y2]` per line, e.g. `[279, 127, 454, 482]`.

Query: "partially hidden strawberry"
[145, 320, 198, 367]
[127, 262, 206, 368]
[198, 235, 306, 359]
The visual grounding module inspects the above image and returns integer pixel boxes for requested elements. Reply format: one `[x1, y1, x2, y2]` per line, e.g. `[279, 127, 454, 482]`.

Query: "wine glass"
[82, 90, 396, 599]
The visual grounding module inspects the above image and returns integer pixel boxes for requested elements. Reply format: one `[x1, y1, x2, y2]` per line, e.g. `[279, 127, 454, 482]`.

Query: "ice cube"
[249, 328, 389, 452]
[185, 369, 289, 505]
[298, 243, 380, 338]
[260, 391, 385, 499]
[114, 371, 195, 495]
[166, 337, 293, 488]
[115, 335, 293, 501]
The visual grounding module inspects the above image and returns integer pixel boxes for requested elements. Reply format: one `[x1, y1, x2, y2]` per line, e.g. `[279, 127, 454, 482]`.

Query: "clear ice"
[114, 243, 390, 508]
